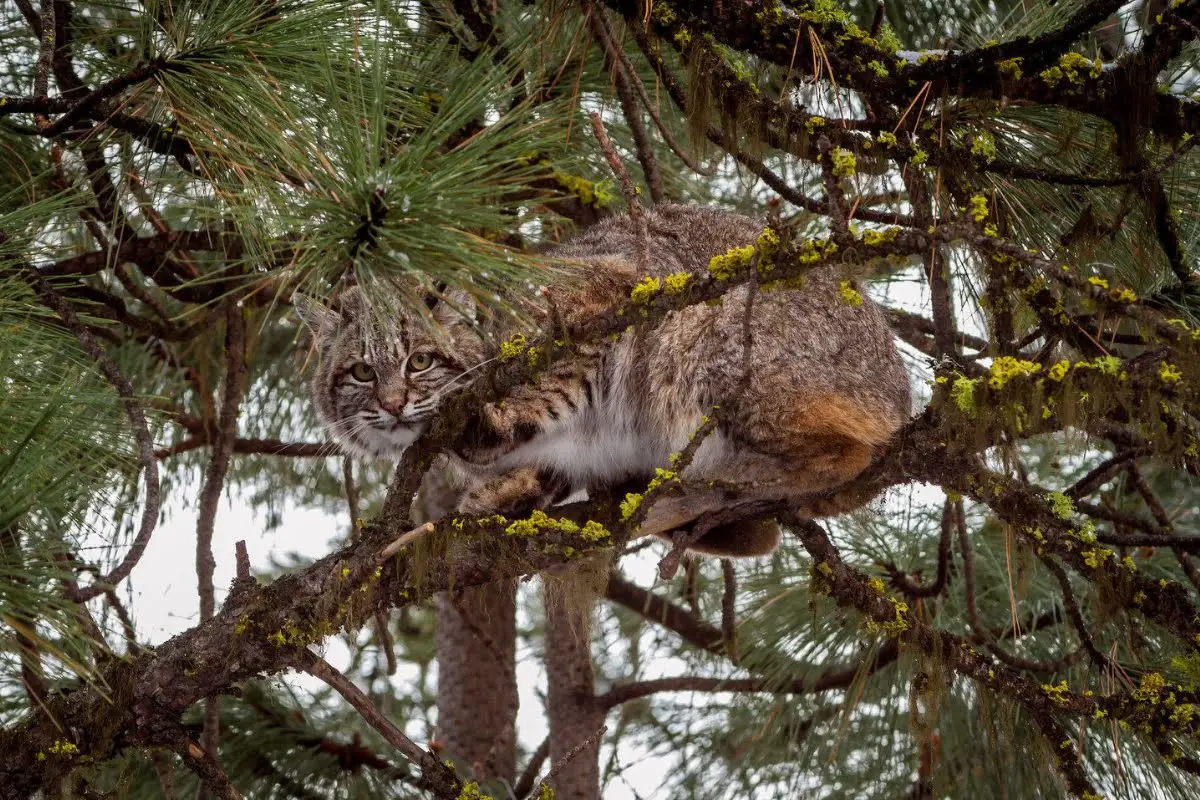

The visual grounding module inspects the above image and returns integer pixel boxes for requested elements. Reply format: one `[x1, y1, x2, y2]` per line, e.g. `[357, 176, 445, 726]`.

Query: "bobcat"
[295, 204, 911, 557]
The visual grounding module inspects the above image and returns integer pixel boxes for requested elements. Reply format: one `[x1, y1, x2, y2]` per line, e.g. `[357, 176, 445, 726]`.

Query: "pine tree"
[4, 1, 1200, 798]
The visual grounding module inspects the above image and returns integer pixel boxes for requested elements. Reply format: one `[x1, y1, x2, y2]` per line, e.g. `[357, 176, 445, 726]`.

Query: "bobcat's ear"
[429, 286, 479, 331]
[291, 292, 332, 333]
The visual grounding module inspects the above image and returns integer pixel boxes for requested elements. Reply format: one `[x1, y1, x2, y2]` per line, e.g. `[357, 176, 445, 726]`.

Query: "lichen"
[1047, 360, 1071, 382]
[876, 131, 898, 147]
[970, 131, 996, 162]
[1160, 362, 1183, 384]
[1042, 680, 1071, 707]
[830, 147, 857, 178]
[1047, 491, 1075, 520]
[553, 172, 613, 208]
[950, 376, 977, 413]
[997, 58, 1023, 79]
[499, 333, 528, 361]
[664, 271, 691, 294]
[458, 782, 495, 800]
[986, 356, 1041, 389]
[580, 521, 610, 541]
[805, 115, 826, 134]
[838, 280, 864, 306]
[969, 194, 989, 222]
[504, 509, 581, 537]
[620, 493, 643, 520]
[862, 226, 900, 246]
[708, 244, 755, 280]
[631, 276, 661, 305]
[1133, 672, 1166, 702]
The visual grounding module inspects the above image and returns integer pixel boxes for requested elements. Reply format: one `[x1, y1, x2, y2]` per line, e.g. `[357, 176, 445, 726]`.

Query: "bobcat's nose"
[379, 394, 406, 416]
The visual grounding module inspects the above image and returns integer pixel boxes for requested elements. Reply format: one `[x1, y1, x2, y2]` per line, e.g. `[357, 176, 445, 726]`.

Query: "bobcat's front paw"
[410, 452, 483, 525]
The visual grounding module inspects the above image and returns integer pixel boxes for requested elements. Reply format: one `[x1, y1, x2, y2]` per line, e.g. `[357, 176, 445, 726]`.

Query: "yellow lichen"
[580, 521, 610, 541]
[862, 226, 900, 246]
[1047, 491, 1075, 520]
[830, 148, 857, 179]
[987, 356, 1041, 389]
[1042, 680, 1071, 707]
[1047, 360, 1071, 382]
[1133, 672, 1166, 702]
[970, 131, 996, 163]
[664, 271, 691, 294]
[805, 115, 826, 134]
[499, 333, 528, 361]
[950, 376, 977, 413]
[620, 493, 643, 520]
[876, 131, 898, 147]
[504, 509, 581, 537]
[708, 244, 755, 280]
[1160, 362, 1183, 384]
[839, 280, 864, 306]
[631, 276, 661, 305]
[969, 194, 989, 222]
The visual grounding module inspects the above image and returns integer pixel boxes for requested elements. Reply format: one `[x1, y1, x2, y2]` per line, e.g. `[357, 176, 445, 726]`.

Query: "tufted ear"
[429, 285, 479, 332]
[291, 292, 332, 333]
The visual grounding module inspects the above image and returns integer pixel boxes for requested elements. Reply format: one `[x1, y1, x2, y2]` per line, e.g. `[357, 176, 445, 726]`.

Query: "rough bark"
[434, 581, 518, 784]
[543, 591, 603, 800]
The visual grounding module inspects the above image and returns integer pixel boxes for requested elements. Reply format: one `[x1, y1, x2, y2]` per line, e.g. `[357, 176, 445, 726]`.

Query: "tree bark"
[434, 581, 518, 785]
[544, 590, 603, 800]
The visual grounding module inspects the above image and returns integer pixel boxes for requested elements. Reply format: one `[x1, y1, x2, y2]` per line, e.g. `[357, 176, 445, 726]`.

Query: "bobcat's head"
[294, 286, 486, 458]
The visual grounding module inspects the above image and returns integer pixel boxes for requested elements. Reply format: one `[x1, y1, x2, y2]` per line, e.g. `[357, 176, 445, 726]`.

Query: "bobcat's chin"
[335, 419, 428, 459]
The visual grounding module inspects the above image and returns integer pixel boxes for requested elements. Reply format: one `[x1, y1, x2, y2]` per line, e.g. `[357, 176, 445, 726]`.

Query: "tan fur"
[297, 204, 912, 559]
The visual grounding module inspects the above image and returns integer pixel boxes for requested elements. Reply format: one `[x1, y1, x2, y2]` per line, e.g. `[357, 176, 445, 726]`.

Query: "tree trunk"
[434, 581, 518, 785]
[544, 590, 603, 800]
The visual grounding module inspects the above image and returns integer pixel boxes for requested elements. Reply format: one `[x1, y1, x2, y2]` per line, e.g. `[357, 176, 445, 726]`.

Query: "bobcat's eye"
[408, 352, 435, 372]
[348, 362, 376, 382]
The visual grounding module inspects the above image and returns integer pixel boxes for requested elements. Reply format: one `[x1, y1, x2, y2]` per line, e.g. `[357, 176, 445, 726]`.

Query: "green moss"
[631, 276, 661, 305]
[664, 271, 691, 294]
[876, 130, 897, 147]
[867, 60, 888, 77]
[877, 24, 902, 55]
[1040, 66, 1064, 86]
[909, 147, 927, 166]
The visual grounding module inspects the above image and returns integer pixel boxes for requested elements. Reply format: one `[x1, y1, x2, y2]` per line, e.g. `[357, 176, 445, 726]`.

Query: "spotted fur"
[296, 204, 911, 557]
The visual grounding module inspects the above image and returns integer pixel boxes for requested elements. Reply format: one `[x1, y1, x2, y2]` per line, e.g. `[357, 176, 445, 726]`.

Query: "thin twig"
[23, 267, 161, 602]
[588, 111, 649, 270]
[532, 725, 608, 800]
[300, 651, 461, 797]
[512, 737, 551, 800]
[588, 7, 664, 202]
[195, 302, 247, 794]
